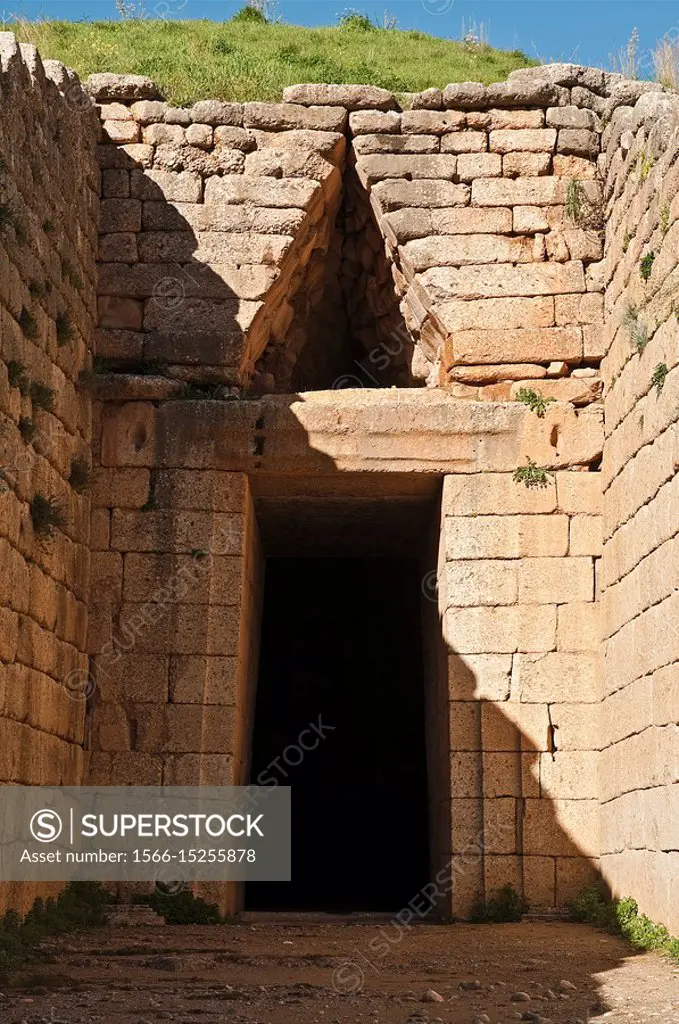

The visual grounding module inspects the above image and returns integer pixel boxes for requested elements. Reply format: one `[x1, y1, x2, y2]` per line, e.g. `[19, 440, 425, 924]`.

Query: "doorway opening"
[246, 556, 430, 912]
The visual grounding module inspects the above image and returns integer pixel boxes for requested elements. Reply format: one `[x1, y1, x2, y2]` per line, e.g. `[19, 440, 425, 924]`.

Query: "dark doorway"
[246, 557, 430, 912]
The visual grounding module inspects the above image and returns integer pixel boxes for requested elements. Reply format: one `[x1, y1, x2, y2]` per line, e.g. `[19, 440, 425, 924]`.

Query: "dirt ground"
[1, 917, 677, 1024]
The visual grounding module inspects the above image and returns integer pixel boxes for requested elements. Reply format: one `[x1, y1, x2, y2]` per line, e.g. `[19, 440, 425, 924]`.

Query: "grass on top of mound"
[6, 16, 535, 105]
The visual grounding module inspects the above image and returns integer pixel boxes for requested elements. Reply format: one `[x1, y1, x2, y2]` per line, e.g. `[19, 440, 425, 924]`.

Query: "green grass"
[5, 18, 534, 104]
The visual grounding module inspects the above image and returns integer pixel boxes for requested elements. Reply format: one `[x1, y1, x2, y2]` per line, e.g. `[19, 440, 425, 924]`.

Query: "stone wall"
[90, 69, 620, 401]
[599, 88, 679, 934]
[92, 74, 348, 392]
[0, 35, 99, 914]
[0, 32, 678, 927]
[441, 469, 602, 914]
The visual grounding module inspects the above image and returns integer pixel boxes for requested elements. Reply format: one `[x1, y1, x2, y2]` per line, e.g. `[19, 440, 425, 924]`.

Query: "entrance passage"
[246, 557, 430, 912]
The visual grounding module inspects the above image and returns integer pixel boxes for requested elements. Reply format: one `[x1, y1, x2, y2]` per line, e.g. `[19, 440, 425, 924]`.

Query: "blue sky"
[5, 1, 679, 74]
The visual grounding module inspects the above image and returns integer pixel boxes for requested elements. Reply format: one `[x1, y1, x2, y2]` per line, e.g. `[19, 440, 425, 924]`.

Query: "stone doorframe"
[87, 388, 602, 915]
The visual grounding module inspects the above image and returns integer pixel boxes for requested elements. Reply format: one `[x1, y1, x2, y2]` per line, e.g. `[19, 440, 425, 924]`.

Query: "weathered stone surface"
[486, 80, 564, 108]
[442, 82, 488, 110]
[87, 72, 163, 101]
[489, 129, 557, 153]
[282, 83, 396, 110]
[401, 109, 466, 134]
[557, 128, 599, 158]
[203, 175, 320, 208]
[356, 153, 458, 184]
[352, 133, 439, 155]
[411, 87, 443, 110]
[190, 100, 243, 126]
[372, 179, 470, 210]
[130, 100, 167, 123]
[440, 132, 487, 153]
[420, 261, 586, 300]
[244, 102, 346, 132]
[348, 110, 401, 135]
[403, 233, 534, 271]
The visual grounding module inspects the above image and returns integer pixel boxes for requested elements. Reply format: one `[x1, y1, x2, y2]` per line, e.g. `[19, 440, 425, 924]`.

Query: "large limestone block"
[444, 605, 557, 655]
[203, 175, 321, 208]
[518, 557, 595, 604]
[371, 179, 470, 212]
[243, 102, 346, 132]
[445, 515, 569, 560]
[420, 261, 586, 300]
[444, 560, 518, 608]
[489, 129, 557, 153]
[443, 473, 557, 515]
[513, 652, 601, 703]
[451, 326, 582, 364]
[471, 176, 566, 206]
[400, 109, 466, 134]
[403, 233, 534, 271]
[523, 798, 599, 858]
[87, 72, 162, 101]
[355, 153, 458, 185]
[282, 83, 396, 110]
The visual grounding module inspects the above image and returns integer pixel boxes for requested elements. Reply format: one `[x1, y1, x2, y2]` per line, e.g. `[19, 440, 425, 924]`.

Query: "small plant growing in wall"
[515, 387, 556, 418]
[42, 217, 54, 234]
[68, 457, 90, 494]
[0, 202, 21, 234]
[28, 280, 47, 301]
[7, 360, 29, 393]
[56, 311, 75, 347]
[30, 495, 67, 539]
[622, 303, 649, 352]
[660, 204, 670, 236]
[651, 363, 669, 393]
[29, 381, 55, 413]
[565, 180, 586, 224]
[471, 884, 528, 923]
[639, 251, 656, 282]
[60, 257, 83, 292]
[638, 151, 655, 181]
[18, 306, 38, 341]
[513, 458, 555, 490]
[18, 417, 36, 443]
[622, 231, 631, 254]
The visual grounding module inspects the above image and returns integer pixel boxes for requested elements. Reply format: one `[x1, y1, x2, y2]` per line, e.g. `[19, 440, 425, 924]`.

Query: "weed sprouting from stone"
[29, 381, 55, 412]
[18, 417, 35, 443]
[69, 457, 90, 493]
[565, 180, 586, 224]
[18, 306, 38, 340]
[7, 360, 28, 391]
[60, 257, 83, 291]
[638, 150, 656, 181]
[622, 303, 648, 352]
[639, 251, 656, 282]
[471, 885, 528, 923]
[56, 310, 75, 346]
[515, 387, 556, 418]
[30, 494, 67, 538]
[651, 362, 669, 393]
[28, 279, 46, 300]
[513, 458, 554, 489]
[660, 203, 670, 235]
